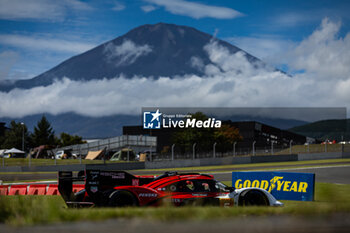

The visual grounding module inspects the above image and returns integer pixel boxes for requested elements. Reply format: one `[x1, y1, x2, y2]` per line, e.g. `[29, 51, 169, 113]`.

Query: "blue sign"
[232, 171, 315, 201]
[143, 109, 162, 129]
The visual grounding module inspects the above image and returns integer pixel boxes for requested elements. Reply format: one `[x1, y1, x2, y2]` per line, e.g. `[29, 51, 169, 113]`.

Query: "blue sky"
[1, 0, 349, 80]
[1, 0, 350, 119]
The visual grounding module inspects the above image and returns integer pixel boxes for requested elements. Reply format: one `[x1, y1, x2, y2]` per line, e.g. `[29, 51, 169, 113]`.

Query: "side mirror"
[225, 187, 235, 192]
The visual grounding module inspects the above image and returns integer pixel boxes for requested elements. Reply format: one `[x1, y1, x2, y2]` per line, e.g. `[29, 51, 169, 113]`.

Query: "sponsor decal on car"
[132, 179, 139, 186]
[192, 193, 208, 197]
[139, 193, 158, 197]
[90, 186, 98, 193]
[100, 172, 125, 179]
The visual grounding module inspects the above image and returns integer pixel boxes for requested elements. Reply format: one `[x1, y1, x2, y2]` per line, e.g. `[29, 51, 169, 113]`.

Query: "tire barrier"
[0, 184, 84, 196]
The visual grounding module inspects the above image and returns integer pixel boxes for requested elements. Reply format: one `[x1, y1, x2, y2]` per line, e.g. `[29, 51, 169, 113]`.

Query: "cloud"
[141, 5, 157, 13]
[112, 1, 125, 11]
[0, 0, 92, 21]
[0, 34, 96, 53]
[0, 18, 350, 118]
[144, 0, 243, 19]
[190, 56, 204, 71]
[273, 12, 319, 28]
[204, 39, 265, 75]
[104, 40, 152, 66]
[284, 18, 350, 80]
[0, 51, 19, 80]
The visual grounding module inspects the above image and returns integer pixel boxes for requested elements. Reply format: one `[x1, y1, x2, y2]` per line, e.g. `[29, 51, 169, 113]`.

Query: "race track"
[1, 214, 350, 233]
[1, 161, 350, 185]
[1, 160, 350, 233]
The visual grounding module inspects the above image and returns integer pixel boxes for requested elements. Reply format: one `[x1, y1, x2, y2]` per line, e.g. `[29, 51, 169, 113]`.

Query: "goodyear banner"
[232, 172, 315, 201]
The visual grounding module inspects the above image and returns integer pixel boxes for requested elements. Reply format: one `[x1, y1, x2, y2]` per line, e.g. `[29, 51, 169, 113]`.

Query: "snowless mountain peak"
[0, 22, 264, 92]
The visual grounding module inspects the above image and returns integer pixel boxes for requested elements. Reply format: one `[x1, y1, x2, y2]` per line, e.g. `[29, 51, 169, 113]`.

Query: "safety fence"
[151, 143, 350, 162]
[1, 142, 349, 167]
[0, 184, 84, 196]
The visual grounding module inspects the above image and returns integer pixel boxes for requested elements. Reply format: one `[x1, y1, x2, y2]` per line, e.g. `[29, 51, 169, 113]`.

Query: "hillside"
[0, 22, 265, 92]
[289, 119, 350, 141]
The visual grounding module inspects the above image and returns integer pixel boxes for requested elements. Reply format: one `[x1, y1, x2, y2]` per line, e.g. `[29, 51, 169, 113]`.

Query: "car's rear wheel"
[238, 190, 269, 206]
[108, 190, 138, 207]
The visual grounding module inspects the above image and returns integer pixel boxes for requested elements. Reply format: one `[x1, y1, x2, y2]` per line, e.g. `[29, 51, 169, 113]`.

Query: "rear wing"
[58, 170, 155, 206]
[58, 171, 84, 203]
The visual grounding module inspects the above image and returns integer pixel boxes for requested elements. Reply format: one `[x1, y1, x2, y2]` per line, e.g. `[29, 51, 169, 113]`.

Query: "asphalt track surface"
[1, 161, 350, 233]
[1, 161, 350, 184]
[1, 214, 350, 233]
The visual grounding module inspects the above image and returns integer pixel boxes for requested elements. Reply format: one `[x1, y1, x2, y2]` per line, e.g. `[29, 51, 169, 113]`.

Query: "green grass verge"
[277, 144, 343, 155]
[0, 182, 349, 226]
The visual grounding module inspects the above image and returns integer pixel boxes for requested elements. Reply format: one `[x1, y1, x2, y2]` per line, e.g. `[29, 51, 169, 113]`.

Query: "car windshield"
[215, 181, 229, 193]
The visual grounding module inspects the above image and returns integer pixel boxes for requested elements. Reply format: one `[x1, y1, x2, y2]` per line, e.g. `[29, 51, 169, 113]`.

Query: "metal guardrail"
[151, 143, 350, 161]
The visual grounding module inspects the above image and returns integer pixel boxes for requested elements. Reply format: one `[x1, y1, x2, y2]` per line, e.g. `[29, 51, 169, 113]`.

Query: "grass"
[0, 182, 349, 226]
[276, 144, 345, 154]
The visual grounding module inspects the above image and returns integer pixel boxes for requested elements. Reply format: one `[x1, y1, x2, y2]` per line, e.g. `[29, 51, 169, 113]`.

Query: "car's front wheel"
[238, 190, 269, 206]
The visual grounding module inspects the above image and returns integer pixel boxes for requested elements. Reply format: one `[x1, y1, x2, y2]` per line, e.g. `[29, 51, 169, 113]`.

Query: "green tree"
[31, 116, 56, 147]
[58, 132, 85, 147]
[1, 121, 31, 151]
[172, 112, 215, 152]
[172, 112, 242, 154]
[214, 124, 242, 152]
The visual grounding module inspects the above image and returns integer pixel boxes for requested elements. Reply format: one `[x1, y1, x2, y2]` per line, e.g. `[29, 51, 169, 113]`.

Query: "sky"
[0, 0, 350, 118]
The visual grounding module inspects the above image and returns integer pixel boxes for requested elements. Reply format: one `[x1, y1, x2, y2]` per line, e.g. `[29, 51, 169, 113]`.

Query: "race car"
[58, 170, 283, 207]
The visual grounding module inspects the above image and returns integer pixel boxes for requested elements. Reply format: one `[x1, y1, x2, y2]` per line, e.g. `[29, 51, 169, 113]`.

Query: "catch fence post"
[172, 144, 175, 161]
[271, 141, 274, 155]
[213, 142, 217, 158]
[233, 142, 237, 157]
[192, 143, 196, 160]
[252, 141, 256, 156]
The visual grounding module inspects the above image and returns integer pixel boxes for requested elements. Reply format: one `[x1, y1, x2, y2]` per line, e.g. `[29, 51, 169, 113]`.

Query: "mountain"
[0, 22, 264, 92]
[289, 119, 350, 141]
[0, 113, 140, 139]
[0, 23, 284, 138]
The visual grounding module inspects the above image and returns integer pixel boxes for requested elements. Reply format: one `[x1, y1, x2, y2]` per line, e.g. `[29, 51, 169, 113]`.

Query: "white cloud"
[141, 5, 157, 13]
[284, 18, 350, 80]
[112, 2, 125, 11]
[104, 40, 152, 66]
[0, 34, 96, 53]
[144, 0, 243, 19]
[64, 0, 92, 11]
[0, 0, 92, 21]
[190, 56, 204, 71]
[0, 18, 350, 118]
[0, 51, 19, 80]
[204, 40, 265, 75]
[273, 12, 319, 28]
